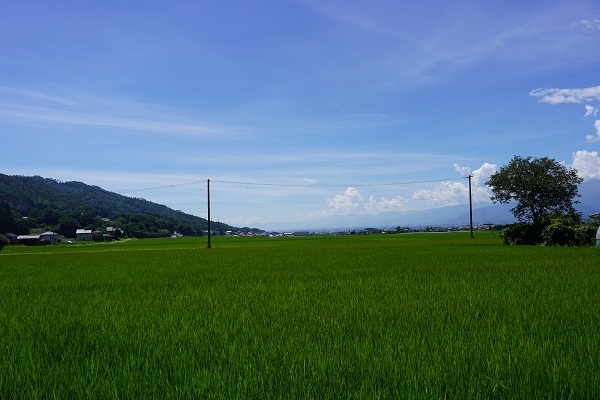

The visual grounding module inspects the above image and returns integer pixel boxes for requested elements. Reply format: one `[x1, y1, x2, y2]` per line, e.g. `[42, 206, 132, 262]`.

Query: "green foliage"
[486, 156, 583, 228]
[0, 173, 240, 238]
[0, 201, 16, 233]
[501, 213, 595, 246]
[541, 214, 595, 246]
[500, 222, 542, 245]
[56, 216, 80, 237]
[0, 201, 29, 235]
[1, 234, 599, 397]
[0, 234, 8, 251]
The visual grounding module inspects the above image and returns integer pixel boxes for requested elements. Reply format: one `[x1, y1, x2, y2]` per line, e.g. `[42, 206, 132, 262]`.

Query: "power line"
[212, 177, 465, 188]
[114, 177, 468, 195]
[118, 181, 205, 193]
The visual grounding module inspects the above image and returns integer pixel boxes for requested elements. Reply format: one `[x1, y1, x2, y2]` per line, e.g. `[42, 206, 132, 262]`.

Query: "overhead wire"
[116, 177, 466, 193]
[211, 177, 465, 188]
[118, 176, 472, 207]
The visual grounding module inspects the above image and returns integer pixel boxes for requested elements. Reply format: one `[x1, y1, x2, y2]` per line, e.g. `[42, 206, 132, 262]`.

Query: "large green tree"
[486, 156, 583, 228]
[0, 234, 8, 251]
[0, 201, 16, 233]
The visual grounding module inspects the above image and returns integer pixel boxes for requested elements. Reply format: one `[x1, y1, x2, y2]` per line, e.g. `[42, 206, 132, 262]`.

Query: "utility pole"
[468, 175, 474, 239]
[207, 178, 211, 248]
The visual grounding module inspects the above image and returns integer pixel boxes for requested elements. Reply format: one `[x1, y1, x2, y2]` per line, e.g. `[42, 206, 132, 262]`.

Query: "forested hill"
[0, 173, 243, 237]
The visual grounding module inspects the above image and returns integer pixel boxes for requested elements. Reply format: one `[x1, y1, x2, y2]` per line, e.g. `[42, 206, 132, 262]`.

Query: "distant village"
[5, 226, 122, 246]
[4, 223, 498, 246]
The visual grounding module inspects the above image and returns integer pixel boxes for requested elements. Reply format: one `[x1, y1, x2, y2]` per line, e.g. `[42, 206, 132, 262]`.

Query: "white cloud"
[471, 162, 497, 187]
[412, 162, 496, 207]
[585, 105, 599, 117]
[453, 163, 471, 176]
[585, 120, 600, 142]
[317, 163, 498, 215]
[412, 181, 469, 206]
[317, 187, 409, 217]
[577, 19, 600, 32]
[0, 86, 247, 137]
[529, 86, 600, 104]
[0, 106, 233, 137]
[326, 187, 364, 216]
[531, 87, 600, 141]
[364, 195, 409, 214]
[572, 150, 600, 180]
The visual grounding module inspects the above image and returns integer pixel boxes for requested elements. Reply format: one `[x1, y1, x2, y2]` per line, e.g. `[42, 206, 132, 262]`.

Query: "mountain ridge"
[0, 173, 241, 236]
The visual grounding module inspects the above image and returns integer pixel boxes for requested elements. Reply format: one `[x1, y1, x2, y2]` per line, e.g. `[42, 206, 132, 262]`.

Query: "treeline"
[0, 200, 204, 238]
[0, 174, 242, 238]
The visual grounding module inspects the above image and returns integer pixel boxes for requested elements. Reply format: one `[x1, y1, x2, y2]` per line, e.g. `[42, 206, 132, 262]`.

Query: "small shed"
[17, 234, 46, 246]
[76, 229, 93, 242]
[39, 231, 59, 244]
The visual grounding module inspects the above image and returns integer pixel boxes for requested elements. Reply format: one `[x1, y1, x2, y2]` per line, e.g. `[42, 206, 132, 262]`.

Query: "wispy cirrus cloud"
[529, 86, 600, 104]
[298, 0, 599, 84]
[577, 19, 600, 32]
[0, 105, 231, 136]
[0, 86, 248, 137]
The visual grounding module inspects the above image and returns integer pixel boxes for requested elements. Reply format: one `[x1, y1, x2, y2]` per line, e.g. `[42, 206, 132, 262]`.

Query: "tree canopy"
[486, 156, 583, 228]
[0, 173, 244, 238]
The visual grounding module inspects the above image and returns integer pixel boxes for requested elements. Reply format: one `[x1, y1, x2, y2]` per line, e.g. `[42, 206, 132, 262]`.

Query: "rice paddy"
[1, 232, 598, 398]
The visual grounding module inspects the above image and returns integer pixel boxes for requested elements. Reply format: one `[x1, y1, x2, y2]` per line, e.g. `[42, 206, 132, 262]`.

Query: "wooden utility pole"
[207, 178, 211, 248]
[468, 175, 474, 239]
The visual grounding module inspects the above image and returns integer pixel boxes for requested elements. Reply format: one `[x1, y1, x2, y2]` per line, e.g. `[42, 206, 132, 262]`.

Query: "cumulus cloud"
[585, 105, 599, 117]
[529, 86, 600, 104]
[572, 150, 600, 180]
[585, 120, 600, 142]
[364, 195, 410, 214]
[453, 163, 471, 176]
[317, 163, 497, 216]
[318, 186, 409, 217]
[413, 163, 497, 207]
[325, 187, 365, 216]
[413, 181, 469, 206]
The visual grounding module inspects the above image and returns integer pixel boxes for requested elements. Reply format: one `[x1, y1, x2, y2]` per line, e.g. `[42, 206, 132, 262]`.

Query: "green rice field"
[1, 232, 598, 398]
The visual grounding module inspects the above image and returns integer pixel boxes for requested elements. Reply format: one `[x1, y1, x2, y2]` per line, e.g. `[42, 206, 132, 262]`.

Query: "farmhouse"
[15, 231, 58, 245]
[76, 229, 93, 242]
[39, 231, 59, 244]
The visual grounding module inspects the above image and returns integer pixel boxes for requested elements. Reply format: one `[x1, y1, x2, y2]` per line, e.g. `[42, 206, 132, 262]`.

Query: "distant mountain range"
[255, 180, 600, 232]
[253, 203, 515, 232]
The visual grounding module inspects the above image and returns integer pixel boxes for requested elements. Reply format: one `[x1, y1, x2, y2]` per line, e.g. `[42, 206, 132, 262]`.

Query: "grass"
[1, 232, 599, 398]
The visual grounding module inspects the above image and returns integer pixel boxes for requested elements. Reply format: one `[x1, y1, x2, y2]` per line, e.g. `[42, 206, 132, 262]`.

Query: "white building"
[39, 231, 59, 244]
[76, 229, 93, 242]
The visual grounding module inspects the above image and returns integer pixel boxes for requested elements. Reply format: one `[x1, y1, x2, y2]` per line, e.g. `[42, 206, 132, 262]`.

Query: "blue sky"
[1, 0, 600, 227]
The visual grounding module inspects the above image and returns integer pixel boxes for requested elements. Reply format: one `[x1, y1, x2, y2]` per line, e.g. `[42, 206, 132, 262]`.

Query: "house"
[3, 232, 18, 243]
[17, 234, 46, 246]
[76, 229, 93, 242]
[102, 227, 121, 240]
[39, 231, 59, 244]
